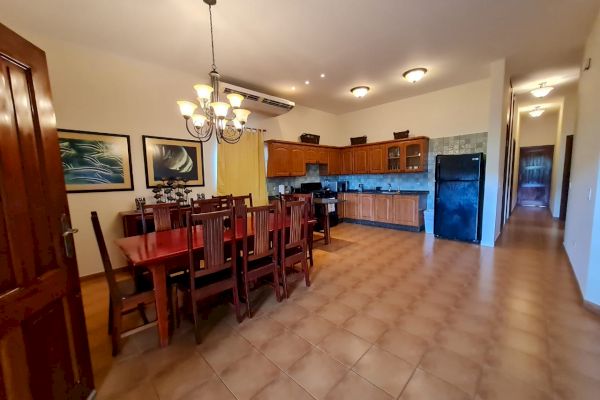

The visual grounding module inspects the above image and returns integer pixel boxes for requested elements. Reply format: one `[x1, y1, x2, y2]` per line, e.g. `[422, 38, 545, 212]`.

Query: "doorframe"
[559, 135, 574, 220]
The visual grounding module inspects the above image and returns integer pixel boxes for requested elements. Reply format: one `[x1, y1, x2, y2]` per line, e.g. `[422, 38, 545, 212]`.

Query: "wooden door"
[290, 146, 306, 176]
[304, 147, 318, 164]
[559, 135, 574, 220]
[341, 149, 353, 174]
[393, 195, 419, 226]
[267, 142, 291, 177]
[353, 147, 368, 174]
[0, 23, 94, 400]
[344, 194, 359, 219]
[517, 145, 554, 207]
[359, 194, 374, 221]
[373, 195, 393, 222]
[368, 145, 385, 173]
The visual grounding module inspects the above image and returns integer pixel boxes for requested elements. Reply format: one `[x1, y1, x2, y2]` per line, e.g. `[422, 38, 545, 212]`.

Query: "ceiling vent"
[220, 82, 295, 117]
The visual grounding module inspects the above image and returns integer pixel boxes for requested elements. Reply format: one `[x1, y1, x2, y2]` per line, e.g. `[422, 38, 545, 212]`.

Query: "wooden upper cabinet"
[373, 195, 393, 222]
[267, 142, 291, 177]
[385, 143, 402, 172]
[304, 147, 318, 164]
[290, 146, 306, 176]
[317, 148, 328, 164]
[326, 149, 341, 175]
[353, 147, 368, 174]
[341, 148, 354, 174]
[392, 195, 419, 226]
[368, 145, 385, 173]
[402, 138, 429, 173]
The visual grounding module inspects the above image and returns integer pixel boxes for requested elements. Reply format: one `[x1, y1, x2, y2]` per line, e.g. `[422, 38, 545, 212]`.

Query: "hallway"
[84, 208, 600, 400]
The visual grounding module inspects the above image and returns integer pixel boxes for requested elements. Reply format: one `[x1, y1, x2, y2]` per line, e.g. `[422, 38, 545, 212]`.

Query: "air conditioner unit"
[219, 82, 295, 117]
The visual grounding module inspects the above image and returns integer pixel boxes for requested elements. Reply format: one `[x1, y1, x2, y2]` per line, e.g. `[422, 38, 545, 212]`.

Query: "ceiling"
[1, 0, 599, 114]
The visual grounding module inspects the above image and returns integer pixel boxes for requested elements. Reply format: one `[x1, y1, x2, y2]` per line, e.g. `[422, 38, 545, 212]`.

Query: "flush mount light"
[530, 82, 554, 98]
[403, 67, 428, 83]
[351, 86, 370, 98]
[320, 73, 326, 78]
[529, 106, 544, 118]
[305, 80, 310, 85]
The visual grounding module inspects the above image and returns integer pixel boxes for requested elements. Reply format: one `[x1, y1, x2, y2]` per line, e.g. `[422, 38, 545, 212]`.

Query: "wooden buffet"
[266, 137, 429, 177]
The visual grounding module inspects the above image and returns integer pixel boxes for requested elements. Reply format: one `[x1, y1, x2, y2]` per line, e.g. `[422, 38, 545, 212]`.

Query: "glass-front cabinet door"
[402, 139, 428, 172]
[386, 143, 402, 172]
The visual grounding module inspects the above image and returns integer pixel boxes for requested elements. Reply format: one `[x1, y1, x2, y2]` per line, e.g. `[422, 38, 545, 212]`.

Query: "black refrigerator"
[434, 153, 485, 243]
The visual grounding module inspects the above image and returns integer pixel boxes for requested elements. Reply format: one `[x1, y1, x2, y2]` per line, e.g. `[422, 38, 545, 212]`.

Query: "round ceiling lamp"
[351, 86, 370, 98]
[403, 68, 428, 83]
[529, 106, 544, 118]
[530, 82, 554, 98]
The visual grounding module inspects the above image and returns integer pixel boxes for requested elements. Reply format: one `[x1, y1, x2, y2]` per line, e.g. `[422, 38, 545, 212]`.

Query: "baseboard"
[342, 219, 423, 232]
[584, 300, 600, 317]
[79, 266, 128, 282]
[562, 243, 600, 318]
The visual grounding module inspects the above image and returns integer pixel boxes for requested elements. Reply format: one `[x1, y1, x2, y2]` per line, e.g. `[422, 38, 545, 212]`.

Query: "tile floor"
[83, 208, 600, 399]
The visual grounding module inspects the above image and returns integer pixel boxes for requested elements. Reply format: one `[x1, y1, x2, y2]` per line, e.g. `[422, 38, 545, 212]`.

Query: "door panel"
[341, 149, 353, 174]
[353, 148, 368, 174]
[0, 23, 93, 400]
[517, 145, 553, 207]
[434, 181, 480, 242]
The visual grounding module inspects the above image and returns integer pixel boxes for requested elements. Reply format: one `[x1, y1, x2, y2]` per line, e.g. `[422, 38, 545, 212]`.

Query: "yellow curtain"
[217, 128, 268, 205]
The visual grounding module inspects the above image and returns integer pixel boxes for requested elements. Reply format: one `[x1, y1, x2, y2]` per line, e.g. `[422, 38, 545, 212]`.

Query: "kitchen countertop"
[341, 190, 429, 195]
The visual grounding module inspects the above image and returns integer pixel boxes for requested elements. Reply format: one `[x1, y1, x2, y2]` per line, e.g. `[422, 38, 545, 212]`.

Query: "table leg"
[150, 264, 169, 347]
[324, 211, 331, 245]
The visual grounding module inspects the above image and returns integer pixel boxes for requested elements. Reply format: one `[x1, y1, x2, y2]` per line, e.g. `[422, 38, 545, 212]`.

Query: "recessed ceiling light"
[351, 86, 370, 98]
[403, 68, 428, 83]
[530, 82, 554, 98]
[529, 106, 544, 118]
[320, 73, 326, 78]
[305, 80, 310, 85]
[291, 86, 296, 91]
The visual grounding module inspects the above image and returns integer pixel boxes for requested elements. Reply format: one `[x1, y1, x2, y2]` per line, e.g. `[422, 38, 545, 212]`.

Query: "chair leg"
[308, 234, 314, 267]
[273, 264, 282, 302]
[281, 261, 289, 298]
[191, 295, 202, 344]
[137, 304, 149, 324]
[232, 282, 243, 323]
[302, 256, 310, 287]
[107, 299, 113, 335]
[244, 277, 253, 318]
[111, 305, 122, 356]
[169, 284, 180, 329]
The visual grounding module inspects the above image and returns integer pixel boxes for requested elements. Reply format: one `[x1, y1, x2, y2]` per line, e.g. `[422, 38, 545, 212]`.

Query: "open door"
[0, 23, 94, 399]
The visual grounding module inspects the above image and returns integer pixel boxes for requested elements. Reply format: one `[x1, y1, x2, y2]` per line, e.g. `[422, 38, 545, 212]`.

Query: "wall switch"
[589, 187, 593, 201]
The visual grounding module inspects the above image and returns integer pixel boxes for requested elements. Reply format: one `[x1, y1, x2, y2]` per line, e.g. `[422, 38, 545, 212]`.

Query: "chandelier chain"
[208, 5, 217, 71]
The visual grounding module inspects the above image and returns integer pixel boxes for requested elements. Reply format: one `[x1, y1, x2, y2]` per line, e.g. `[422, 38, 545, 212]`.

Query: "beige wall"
[518, 110, 559, 147]
[260, 105, 341, 145]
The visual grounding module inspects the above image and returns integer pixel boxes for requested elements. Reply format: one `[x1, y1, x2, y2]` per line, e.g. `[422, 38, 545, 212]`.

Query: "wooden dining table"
[114, 214, 315, 347]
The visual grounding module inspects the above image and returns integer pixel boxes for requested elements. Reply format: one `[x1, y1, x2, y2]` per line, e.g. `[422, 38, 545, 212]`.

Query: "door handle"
[62, 228, 79, 237]
[61, 213, 78, 258]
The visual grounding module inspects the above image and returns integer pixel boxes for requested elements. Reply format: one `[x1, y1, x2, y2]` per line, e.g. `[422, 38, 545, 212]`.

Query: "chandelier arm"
[208, 5, 217, 71]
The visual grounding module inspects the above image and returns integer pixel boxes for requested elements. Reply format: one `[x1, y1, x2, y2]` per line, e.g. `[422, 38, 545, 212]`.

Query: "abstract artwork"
[57, 129, 133, 193]
[142, 135, 205, 187]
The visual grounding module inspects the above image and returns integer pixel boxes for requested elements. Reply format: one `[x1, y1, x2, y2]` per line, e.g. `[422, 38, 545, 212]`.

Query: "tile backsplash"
[267, 131, 488, 210]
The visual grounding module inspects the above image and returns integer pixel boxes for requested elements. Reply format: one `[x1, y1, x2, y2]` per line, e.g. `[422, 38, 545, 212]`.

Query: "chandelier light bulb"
[193, 84, 214, 101]
[233, 119, 242, 130]
[226, 93, 244, 108]
[177, 101, 198, 118]
[233, 108, 251, 123]
[403, 68, 428, 83]
[218, 119, 228, 129]
[210, 101, 231, 118]
[192, 114, 207, 128]
[351, 86, 370, 98]
[530, 83, 554, 98]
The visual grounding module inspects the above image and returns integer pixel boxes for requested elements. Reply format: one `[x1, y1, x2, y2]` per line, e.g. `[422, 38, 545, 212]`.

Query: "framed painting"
[142, 135, 205, 187]
[57, 129, 134, 193]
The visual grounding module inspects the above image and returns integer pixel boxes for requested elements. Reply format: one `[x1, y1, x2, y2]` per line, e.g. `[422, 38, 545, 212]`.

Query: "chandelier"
[176, 0, 251, 144]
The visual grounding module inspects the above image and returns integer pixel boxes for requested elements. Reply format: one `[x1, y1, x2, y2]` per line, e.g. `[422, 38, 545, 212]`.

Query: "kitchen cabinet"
[368, 145, 385, 173]
[267, 142, 291, 177]
[290, 146, 306, 176]
[386, 143, 402, 172]
[326, 149, 341, 175]
[341, 149, 354, 174]
[341, 193, 359, 219]
[359, 194, 374, 221]
[317, 148, 329, 164]
[392, 195, 420, 226]
[304, 147, 318, 164]
[373, 195, 393, 222]
[402, 138, 428, 173]
[353, 148, 368, 174]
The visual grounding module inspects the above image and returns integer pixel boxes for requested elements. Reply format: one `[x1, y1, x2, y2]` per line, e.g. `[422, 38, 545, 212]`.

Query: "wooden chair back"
[141, 203, 181, 234]
[281, 199, 308, 250]
[212, 194, 233, 209]
[186, 209, 236, 288]
[233, 194, 253, 217]
[191, 198, 223, 214]
[241, 204, 278, 263]
[91, 211, 120, 305]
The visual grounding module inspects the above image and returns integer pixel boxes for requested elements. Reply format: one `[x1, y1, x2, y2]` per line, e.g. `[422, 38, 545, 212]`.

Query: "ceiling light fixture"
[176, 0, 250, 144]
[403, 68, 428, 83]
[530, 82, 554, 98]
[529, 106, 545, 118]
[320, 73, 326, 78]
[305, 80, 310, 85]
[351, 86, 370, 98]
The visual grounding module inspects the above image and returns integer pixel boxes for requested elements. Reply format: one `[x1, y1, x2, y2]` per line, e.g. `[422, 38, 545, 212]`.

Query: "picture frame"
[57, 129, 134, 193]
[142, 135, 205, 188]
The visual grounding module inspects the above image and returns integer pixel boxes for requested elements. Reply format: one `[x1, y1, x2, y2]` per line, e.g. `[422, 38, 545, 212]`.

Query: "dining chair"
[212, 194, 233, 209]
[91, 211, 157, 356]
[232, 193, 253, 217]
[191, 198, 225, 214]
[280, 199, 310, 298]
[141, 202, 182, 234]
[279, 195, 314, 267]
[240, 204, 281, 317]
[180, 209, 243, 343]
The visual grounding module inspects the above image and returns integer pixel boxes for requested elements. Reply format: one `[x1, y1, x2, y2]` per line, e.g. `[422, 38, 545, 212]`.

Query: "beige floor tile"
[325, 371, 392, 400]
[317, 302, 356, 325]
[152, 354, 215, 400]
[238, 317, 286, 349]
[376, 327, 430, 365]
[342, 313, 388, 343]
[260, 329, 312, 371]
[363, 300, 404, 325]
[435, 327, 490, 363]
[96, 382, 159, 400]
[287, 348, 348, 399]
[396, 314, 443, 342]
[336, 291, 373, 311]
[399, 368, 470, 400]
[178, 376, 237, 400]
[552, 367, 600, 400]
[318, 328, 371, 366]
[251, 373, 314, 400]
[485, 345, 552, 390]
[353, 347, 414, 397]
[199, 333, 254, 374]
[493, 326, 548, 359]
[419, 346, 482, 396]
[219, 350, 280, 400]
[292, 314, 337, 345]
[293, 291, 331, 312]
[268, 302, 310, 327]
[475, 367, 553, 400]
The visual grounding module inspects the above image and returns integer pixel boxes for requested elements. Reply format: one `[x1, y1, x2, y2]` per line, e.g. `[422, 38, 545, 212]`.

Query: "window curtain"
[217, 128, 268, 205]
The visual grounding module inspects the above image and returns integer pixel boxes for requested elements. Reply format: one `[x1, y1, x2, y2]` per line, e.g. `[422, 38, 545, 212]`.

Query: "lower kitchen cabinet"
[373, 195, 393, 222]
[340, 192, 424, 230]
[359, 194, 374, 221]
[392, 195, 420, 226]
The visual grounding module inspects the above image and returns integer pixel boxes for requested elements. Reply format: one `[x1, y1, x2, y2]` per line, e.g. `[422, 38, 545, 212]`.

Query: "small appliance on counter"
[336, 181, 349, 192]
[434, 153, 485, 243]
[299, 182, 339, 228]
